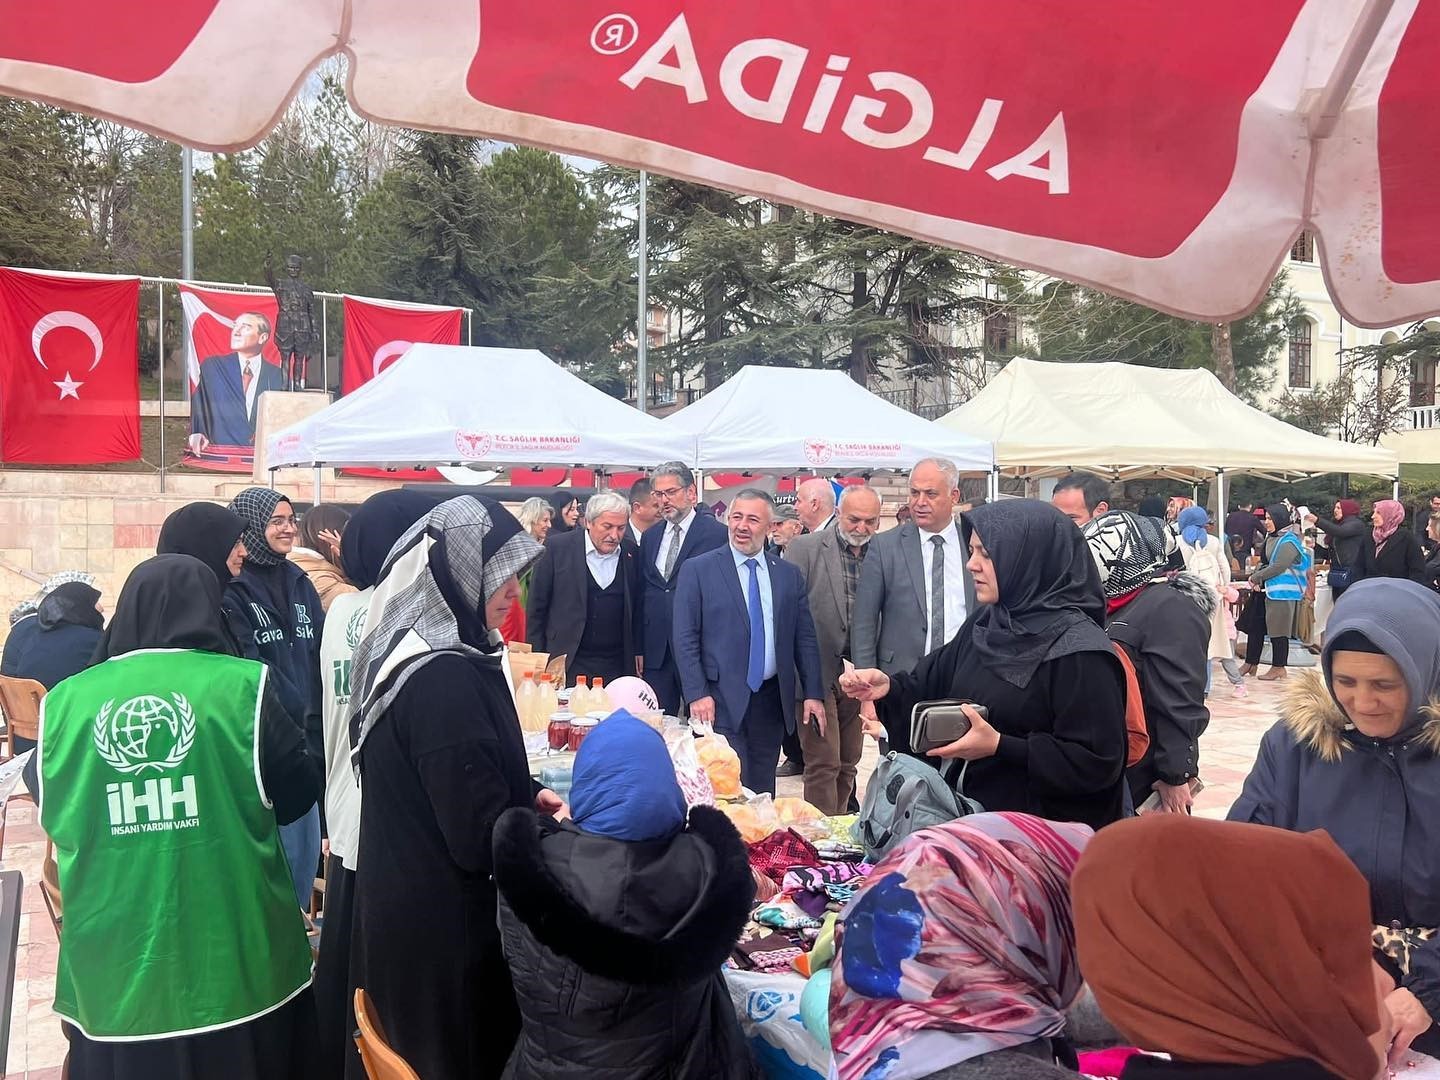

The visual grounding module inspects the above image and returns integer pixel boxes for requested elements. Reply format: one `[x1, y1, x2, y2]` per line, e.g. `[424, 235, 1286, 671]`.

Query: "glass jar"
[568, 717, 598, 753]
[546, 711, 573, 751]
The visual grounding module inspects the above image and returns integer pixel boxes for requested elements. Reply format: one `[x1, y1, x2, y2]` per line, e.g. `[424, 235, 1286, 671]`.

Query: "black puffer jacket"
[493, 805, 759, 1080]
[1105, 572, 1213, 801]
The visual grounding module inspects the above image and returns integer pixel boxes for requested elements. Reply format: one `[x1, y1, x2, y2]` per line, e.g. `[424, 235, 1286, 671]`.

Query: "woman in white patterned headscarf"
[347, 495, 552, 1080]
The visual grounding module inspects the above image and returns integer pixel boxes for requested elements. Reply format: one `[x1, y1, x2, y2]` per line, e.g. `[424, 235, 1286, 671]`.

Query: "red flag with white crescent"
[340, 295, 463, 394]
[0, 268, 140, 463]
[340, 295, 464, 481]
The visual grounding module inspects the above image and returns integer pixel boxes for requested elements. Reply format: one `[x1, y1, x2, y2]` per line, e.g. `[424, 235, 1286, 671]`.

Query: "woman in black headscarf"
[842, 500, 1129, 829]
[226, 487, 326, 908]
[156, 501, 251, 656]
[5, 580, 105, 795]
[348, 496, 552, 1080]
[49, 555, 322, 1080]
[1238, 503, 1312, 681]
[546, 490, 580, 535]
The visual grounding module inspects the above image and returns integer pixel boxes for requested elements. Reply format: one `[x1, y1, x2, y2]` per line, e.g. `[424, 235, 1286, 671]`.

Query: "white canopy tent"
[664, 366, 993, 475]
[265, 345, 693, 472]
[938, 358, 1400, 518]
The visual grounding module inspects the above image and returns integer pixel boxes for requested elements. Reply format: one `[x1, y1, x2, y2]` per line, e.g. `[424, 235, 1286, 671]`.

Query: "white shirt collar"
[919, 518, 961, 547]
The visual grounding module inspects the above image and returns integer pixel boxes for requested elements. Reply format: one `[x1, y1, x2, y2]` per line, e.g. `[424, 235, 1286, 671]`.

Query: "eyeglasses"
[652, 486, 684, 499]
[267, 516, 297, 529]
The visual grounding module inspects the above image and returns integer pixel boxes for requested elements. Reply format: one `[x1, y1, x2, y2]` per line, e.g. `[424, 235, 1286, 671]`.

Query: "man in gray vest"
[851, 458, 977, 675]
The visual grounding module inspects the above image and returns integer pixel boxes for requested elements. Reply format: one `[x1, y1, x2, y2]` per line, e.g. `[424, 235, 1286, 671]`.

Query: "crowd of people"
[10, 465, 1440, 1080]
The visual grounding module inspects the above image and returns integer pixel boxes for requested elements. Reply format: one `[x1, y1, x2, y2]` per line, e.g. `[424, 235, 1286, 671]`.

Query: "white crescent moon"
[31, 310, 104, 372]
[372, 340, 414, 379]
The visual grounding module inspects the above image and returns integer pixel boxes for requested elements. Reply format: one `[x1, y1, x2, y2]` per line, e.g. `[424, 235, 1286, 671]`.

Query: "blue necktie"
[745, 558, 765, 692]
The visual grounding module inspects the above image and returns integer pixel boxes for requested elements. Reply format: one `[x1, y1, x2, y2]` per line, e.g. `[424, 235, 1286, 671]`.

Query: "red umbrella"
[0, 0, 1430, 325]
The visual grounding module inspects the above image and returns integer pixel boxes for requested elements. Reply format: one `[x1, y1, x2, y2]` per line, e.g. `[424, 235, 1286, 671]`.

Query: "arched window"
[1411, 356, 1438, 407]
[1290, 231, 1315, 263]
[1287, 319, 1312, 388]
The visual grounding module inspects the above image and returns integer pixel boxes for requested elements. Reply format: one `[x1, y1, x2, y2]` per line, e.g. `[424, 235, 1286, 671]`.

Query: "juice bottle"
[571, 675, 591, 715]
[515, 671, 537, 728]
[591, 677, 612, 713]
[535, 674, 558, 731]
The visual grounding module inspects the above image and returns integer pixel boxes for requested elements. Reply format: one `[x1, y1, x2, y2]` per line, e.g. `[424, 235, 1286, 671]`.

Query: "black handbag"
[1328, 564, 1353, 591]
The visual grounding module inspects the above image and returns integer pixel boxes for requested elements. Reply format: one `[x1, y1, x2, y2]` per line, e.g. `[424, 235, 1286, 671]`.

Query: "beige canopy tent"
[941, 358, 1398, 494]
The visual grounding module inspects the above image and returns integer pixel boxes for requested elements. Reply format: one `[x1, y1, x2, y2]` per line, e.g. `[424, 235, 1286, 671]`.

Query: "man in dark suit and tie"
[525, 491, 638, 685]
[673, 489, 825, 795]
[784, 484, 882, 814]
[852, 458, 978, 675]
[636, 462, 728, 714]
[189, 311, 286, 453]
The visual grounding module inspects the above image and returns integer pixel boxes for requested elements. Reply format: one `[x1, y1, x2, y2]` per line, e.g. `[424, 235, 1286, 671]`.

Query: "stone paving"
[1, 672, 1291, 1077]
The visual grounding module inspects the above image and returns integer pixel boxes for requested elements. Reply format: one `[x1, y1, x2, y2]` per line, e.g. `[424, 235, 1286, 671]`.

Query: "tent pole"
[313, 465, 322, 506]
[1395, 478, 1402, 500]
[1215, 470, 1226, 547]
[158, 282, 167, 493]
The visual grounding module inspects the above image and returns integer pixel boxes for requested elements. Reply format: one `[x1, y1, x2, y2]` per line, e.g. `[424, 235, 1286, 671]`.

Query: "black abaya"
[877, 626, 1129, 830]
[350, 652, 538, 1080]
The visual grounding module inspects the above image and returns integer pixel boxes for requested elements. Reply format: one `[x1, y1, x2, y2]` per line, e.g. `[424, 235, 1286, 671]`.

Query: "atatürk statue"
[264, 252, 318, 391]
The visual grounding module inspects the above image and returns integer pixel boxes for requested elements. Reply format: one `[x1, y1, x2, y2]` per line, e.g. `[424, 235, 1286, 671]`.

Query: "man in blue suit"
[636, 461, 729, 714]
[189, 311, 286, 453]
[673, 488, 826, 794]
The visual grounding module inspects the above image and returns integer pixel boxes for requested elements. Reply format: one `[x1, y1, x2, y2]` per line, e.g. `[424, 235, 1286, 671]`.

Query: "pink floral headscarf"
[1372, 499, 1406, 552]
[829, 812, 1094, 1080]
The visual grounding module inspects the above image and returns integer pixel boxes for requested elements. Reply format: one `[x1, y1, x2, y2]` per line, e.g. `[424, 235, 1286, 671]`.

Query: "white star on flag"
[53, 371, 83, 400]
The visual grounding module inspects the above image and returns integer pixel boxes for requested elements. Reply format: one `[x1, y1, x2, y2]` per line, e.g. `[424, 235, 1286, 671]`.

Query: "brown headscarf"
[1072, 816, 1381, 1080]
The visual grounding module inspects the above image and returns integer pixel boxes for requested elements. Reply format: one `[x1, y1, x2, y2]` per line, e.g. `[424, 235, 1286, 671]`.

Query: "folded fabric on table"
[749, 827, 822, 884]
[734, 932, 805, 974]
[755, 898, 825, 931]
[782, 862, 868, 894]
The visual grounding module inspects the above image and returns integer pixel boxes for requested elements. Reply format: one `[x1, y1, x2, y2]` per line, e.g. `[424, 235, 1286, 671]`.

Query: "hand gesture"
[689, 696, 716, 726]
[1148, 780, 1195, 815]
[1386, 985, 1434, 1067]
[318, 528, 344, 561]
[926, 704, 1000, 762]
[534, 788, 564, 817]
[838, 659, 890, 702]
[802, 699, 827, 737]
[859, 700, 885, 741]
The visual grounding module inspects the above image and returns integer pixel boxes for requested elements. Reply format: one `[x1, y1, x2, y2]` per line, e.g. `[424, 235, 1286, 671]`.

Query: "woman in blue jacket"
[227, 487, 326, 908]
[1230, 577, 1440, 1069]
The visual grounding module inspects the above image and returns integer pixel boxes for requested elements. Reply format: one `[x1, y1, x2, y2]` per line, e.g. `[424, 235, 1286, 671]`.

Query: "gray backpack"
[853, 751, 983, 862]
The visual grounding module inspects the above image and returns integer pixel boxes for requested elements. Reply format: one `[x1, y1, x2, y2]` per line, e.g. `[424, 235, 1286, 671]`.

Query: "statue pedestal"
[253, 390, 332, 489]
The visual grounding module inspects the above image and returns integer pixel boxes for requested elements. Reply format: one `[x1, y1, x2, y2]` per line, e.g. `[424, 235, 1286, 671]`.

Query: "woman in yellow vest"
[39, 554, 323, 1079]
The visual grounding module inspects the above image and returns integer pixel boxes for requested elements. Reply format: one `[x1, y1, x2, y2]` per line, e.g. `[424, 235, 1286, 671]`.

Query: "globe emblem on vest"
[345, 607, 366, 649]
[93, 693, 196, 775]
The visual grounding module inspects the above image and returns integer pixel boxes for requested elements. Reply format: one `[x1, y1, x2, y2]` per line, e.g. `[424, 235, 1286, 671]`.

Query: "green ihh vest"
[40, 648, 312, 1040]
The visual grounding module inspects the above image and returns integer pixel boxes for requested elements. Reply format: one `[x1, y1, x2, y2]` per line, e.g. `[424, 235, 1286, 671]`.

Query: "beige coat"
[1179, 537, 1232, 659]
[287, 548, 357, 613]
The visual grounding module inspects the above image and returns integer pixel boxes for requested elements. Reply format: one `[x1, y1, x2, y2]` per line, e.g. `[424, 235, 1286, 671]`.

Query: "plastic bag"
[663, 725, 716, 808]
[773, 797, 825, 826]
[723, 969, 836, 1080]
[721, 793, 783, 844]
[696, 730, 743, 797]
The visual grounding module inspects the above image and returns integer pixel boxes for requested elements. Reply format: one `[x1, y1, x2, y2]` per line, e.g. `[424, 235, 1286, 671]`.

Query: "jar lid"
[572, 717, 599, 729]
[548, 711, 573, 722]
[585, 710, 611, 722]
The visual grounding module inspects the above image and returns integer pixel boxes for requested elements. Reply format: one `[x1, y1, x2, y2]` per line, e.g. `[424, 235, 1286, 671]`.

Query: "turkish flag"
[341, 296, 463, 481]
[340, 296, 462, 394]
[0, 268, 140, 463]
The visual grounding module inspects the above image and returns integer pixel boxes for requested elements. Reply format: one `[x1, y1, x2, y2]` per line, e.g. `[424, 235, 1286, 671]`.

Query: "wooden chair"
[353, 988, 420, 1080]
[40, 838, 61, 939]
[0, 676, 44, 788]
